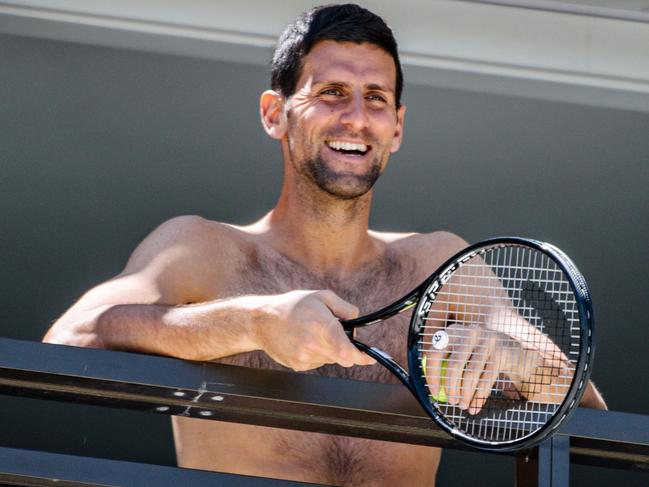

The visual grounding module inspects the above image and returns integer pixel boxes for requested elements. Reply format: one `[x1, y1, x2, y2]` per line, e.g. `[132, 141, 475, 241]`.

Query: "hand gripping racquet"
[340, 237, 595, 451]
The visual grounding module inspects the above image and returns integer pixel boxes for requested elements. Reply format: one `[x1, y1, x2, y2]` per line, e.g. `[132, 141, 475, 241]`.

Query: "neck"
[254, 185, 380, 276]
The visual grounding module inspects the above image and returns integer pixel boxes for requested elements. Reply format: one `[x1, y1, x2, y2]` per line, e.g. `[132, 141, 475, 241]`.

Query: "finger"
[461, 334, 495, 410]
[274, 348, 329, 372]
[358, 349, 378, 366]
[344, 339, 377, 366]
[317, 290, 359, 321]
[323, 321, 375, 367]
[459, 349, 488, 411]
[352, 345, 377, 366]
[444, 353, 465, 405]
[445, 330, 479, 405]
[469, 356, 499, 415]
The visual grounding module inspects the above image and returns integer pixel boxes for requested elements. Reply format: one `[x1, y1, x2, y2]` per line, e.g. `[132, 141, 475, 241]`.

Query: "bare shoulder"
[371, 229, 469, 271]
[126, 215, 243, 266]
[121, 215, 250, 301]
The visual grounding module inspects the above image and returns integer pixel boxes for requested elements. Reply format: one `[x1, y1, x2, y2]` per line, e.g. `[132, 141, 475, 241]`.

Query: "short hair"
[271, 4, 404, 108]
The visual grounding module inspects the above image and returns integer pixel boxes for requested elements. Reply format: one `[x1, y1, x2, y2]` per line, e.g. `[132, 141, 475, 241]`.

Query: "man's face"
[283, 40, 405, 199]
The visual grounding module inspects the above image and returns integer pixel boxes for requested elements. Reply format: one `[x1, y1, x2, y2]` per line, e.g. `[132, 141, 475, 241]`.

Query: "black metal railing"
[0, 338, 647, 486]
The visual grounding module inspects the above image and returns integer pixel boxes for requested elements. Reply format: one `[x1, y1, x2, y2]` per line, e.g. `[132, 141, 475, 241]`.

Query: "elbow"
[579, 381, 608, 410]
[43, 325, 102, 349]
[42, 310, 107, 349]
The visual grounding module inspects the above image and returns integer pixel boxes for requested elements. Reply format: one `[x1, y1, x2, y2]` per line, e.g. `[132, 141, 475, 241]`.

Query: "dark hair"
[271, 4, 403, 108]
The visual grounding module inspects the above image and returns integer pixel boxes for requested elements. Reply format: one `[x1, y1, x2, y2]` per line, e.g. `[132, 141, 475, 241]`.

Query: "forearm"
[44, 288, 371, 370]
[43, 297, 264, 361]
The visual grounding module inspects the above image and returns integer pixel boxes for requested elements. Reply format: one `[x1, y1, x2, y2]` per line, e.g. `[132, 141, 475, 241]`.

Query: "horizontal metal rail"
[0, 446, 325, 487]
[0, 338, 648, 474]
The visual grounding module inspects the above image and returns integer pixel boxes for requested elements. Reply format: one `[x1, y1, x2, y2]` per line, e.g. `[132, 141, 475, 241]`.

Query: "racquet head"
[407, 237, 594, 451]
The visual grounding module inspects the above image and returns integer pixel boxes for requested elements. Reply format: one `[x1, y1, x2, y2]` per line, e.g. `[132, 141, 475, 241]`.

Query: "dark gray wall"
[1, 33, 647, 485]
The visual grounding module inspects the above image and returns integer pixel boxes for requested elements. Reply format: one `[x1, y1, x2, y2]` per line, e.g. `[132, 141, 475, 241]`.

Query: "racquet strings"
[418, 244, 580, 443]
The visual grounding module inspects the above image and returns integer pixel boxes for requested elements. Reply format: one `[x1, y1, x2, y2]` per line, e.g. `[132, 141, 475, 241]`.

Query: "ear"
[260, 90, 287, 140]
[390, 104, 407, 153]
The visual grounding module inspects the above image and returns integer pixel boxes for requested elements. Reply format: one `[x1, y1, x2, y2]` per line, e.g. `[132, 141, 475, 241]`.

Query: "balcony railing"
[0, 337, 647, 486]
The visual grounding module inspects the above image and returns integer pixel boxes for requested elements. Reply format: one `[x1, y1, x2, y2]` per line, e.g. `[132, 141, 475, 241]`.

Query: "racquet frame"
[342, 237, 595, 451]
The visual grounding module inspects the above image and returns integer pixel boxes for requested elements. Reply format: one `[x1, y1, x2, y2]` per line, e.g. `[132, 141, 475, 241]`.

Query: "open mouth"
[326, 140, 370, 156]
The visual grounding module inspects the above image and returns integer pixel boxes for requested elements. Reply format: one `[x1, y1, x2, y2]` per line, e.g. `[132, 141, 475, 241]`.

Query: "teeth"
[327, 140, 368, 153]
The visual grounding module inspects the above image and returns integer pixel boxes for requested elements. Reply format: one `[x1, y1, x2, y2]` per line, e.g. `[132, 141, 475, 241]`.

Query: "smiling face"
[278, 40, 406, 200]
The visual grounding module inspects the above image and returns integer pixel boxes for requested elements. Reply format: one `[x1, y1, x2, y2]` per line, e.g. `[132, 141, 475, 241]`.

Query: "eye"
[320, 88, 343, 97]
[366, 93, 388, 104]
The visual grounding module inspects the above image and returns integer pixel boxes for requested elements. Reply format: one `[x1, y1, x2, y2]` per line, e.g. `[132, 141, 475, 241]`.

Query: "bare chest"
[175, 242, 439, 485]
[217, 244, 419, 383]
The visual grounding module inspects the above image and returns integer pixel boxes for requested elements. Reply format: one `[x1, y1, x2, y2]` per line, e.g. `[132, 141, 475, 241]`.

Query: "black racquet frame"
[341, 237, 595, 451]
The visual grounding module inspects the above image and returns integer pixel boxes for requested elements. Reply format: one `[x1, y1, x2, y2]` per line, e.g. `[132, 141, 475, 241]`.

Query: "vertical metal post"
[516, 446, 539, 487]
[515, 435, 570, 487]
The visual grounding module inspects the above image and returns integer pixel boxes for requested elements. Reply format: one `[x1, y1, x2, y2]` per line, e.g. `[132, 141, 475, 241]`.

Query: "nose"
[339, 94, 369, 132]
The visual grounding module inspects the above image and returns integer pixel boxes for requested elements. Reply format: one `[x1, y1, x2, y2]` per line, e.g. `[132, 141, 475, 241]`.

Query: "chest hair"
[217, 243, 419, 384]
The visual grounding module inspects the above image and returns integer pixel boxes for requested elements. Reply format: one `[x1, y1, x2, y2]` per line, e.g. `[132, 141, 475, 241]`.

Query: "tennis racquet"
[340, 237, 594, 451]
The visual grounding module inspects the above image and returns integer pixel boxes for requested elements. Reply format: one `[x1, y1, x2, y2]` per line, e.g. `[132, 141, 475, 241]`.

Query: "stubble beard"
[303, 152, 383, 200]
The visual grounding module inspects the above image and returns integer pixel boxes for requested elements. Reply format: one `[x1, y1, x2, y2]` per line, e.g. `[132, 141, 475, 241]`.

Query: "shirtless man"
[44, 4, 605, 486]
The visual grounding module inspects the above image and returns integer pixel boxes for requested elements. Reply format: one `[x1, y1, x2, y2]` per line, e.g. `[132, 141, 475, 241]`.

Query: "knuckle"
[295, 350, 313, 365]
[335, 343, 355, 364]
[339, 357, 355, 368]
[319, 289, 335, 300]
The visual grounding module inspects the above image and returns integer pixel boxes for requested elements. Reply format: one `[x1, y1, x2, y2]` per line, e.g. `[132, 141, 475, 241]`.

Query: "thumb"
[317, 290, 359, 321]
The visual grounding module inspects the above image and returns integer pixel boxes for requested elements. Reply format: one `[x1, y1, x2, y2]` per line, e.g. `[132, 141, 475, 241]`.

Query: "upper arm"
[401, 231, 469, 278]
[51, 215, 231, 324]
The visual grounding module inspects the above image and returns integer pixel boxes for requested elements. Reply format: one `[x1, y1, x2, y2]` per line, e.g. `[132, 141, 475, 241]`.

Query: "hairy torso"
[224, 241, 414, 380]
[173, 226, 454, 486]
